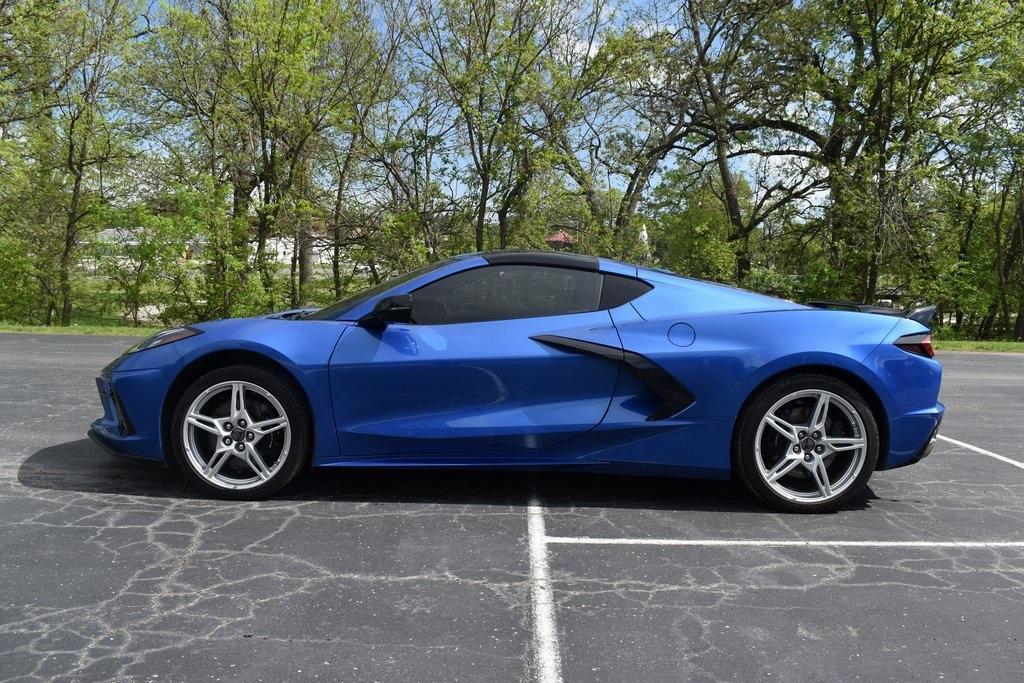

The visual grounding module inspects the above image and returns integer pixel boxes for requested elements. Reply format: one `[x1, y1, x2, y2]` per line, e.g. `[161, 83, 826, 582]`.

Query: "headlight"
[126, 327, 203, 354]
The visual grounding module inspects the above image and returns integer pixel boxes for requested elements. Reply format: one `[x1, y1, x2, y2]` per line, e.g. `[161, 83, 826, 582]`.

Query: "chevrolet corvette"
[90, 251, 943, 512]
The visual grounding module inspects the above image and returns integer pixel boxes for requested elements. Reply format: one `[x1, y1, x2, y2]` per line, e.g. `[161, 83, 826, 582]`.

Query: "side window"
[411, 265, 603, 324]
[599, 273, 652, 309]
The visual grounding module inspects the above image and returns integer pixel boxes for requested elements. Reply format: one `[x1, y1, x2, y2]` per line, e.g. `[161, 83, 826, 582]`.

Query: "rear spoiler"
[805, 300, 936, 328]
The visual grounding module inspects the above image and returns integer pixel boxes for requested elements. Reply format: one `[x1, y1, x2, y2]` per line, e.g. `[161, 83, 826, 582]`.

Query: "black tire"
[171, 364, 312, 499]
[734, 373, 879, 513]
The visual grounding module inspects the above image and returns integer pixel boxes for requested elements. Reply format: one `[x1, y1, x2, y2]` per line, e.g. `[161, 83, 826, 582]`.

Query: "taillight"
[895, 332, 934, 358]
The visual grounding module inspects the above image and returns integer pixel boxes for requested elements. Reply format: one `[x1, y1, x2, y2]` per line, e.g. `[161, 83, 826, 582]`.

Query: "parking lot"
[1, 333, 1022, 681]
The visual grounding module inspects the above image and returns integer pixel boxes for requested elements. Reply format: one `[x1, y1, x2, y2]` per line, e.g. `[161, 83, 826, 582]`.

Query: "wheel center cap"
[801, 437, 816, 452]
[231, 428, 245, 442]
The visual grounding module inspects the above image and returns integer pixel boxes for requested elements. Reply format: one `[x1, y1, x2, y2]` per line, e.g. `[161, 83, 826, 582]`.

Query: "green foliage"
[932, 339, 1024, 353]
[154, 177, 260, 324]
[648, 170, 739, 282]
[0, 0, 1021, 338]
[91, 205, 190, 325]
[0, 232, 38, 322]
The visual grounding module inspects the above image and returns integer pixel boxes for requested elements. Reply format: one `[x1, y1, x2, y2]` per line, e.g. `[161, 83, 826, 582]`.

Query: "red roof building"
[544, 230, 574, 249]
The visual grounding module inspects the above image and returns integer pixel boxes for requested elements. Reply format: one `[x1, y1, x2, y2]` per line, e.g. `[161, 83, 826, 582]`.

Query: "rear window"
[599, 274, 652, 309]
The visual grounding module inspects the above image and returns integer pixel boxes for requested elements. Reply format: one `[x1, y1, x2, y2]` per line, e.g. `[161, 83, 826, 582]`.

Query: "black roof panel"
[479, 250, 599, 271]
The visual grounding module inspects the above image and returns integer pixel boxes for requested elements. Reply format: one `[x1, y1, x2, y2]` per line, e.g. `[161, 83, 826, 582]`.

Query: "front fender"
[107, 318, 348, 463]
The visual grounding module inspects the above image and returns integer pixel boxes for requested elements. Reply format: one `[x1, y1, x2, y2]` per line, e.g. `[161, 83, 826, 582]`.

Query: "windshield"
[307, 259, 456, 320]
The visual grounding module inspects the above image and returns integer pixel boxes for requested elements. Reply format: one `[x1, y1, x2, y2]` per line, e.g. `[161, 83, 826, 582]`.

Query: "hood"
[262, 307, 320, 320]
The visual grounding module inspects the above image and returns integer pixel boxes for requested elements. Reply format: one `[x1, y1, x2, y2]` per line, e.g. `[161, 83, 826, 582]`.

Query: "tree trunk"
[255, 211, 274, 310]
[475, 174, 489, 252]
[735, 235, 751, 283]
[826, 174, 846, 269]
[289, 232, 299, 308]
[497, 205, 510, 249]
[864, 229, 881, 305]
[59, 170, 84, 326]
[331, 145, 357, 298]
[496, 169, 529, 250]
[333, 226, 343, 299]
[1015, 297, 1024, 341]
[331, 190, 349, 299]
[613, 157, 660, 247]
[297, 227, 312, 305]
[977, 304, 997, 340]
[715, 133, 745, 237]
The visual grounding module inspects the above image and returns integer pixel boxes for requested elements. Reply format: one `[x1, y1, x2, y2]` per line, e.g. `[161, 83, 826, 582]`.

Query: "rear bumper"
[880, 401, 944, 469]
[884, 406, 943, 470]
[862, 337, 944, 471]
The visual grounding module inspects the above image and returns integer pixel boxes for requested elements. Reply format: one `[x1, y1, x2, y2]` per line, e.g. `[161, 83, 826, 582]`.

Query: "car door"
[328, 264, 623, 457]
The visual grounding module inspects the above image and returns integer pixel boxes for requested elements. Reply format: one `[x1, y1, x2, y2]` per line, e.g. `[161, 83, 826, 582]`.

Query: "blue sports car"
[90, 251, 943, 512]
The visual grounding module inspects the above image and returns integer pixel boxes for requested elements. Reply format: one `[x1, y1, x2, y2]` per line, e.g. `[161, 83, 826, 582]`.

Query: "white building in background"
[81, 228, 141, 274]
[94, 227, 141, 249]
[265, 236, 292, 263]
[84, 227, 355, 285]
[87, 229, 318, 265]
[83, 227, 206, 273]
[262, 236, 350, 275]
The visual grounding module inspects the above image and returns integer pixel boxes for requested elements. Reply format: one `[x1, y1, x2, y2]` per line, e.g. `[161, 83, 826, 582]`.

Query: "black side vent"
[531, 335, 694, 421]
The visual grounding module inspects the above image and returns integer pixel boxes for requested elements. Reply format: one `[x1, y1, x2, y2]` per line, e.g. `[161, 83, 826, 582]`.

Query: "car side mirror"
[358, 294, 413, 327]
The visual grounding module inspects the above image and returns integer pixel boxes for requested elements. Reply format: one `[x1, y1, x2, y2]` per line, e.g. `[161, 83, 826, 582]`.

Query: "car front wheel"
[171, 365, 311, 499]
[735, 374, 879, 513]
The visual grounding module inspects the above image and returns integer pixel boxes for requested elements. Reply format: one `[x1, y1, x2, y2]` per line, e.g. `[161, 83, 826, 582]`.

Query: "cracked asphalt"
[1, 333, 1022, 681]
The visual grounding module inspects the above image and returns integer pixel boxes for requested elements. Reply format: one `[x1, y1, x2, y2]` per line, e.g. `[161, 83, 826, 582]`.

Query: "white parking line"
[526, 434, 1024, 681]
[544, 537, 1024, 548]
[937, 434, 1024, 470]
[527, 493, 562, 683]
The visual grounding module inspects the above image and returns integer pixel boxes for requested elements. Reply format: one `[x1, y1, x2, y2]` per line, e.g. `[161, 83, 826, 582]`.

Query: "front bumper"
[94, 376, 133, 436]
[90, 373, 165, 461]
[87, 425, 144, 460]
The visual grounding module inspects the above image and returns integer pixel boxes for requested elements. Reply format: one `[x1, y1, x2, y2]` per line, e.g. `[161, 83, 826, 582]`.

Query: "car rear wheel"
[735, 374, 879, 513]
[171, 365, 311, 499]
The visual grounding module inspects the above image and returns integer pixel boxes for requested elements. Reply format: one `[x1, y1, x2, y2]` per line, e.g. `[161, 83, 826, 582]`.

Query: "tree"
[92, 206, 189, 325]
[3, 0, 141, 325]
[0, 0, 1021, 339]
[741, 0, 1018, 300]
[407, 0, 559, 250]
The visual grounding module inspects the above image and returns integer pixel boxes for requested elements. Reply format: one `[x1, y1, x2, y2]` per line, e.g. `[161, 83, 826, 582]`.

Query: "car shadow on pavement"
[18, 438, 877, 513]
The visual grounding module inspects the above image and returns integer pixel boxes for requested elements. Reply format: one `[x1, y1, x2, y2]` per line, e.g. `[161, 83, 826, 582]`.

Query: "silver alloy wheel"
[181, 380, 292, 490]
[753, 389, 868, 504]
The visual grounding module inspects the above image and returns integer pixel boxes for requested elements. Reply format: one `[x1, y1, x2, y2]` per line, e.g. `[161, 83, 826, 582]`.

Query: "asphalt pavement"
[0, 333, 1021, 681]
